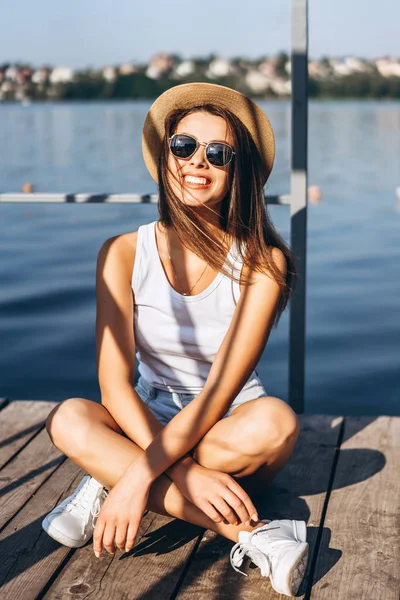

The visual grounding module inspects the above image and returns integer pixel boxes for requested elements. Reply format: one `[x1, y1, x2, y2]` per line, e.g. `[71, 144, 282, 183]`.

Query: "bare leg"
[46, 398, 258, 544]
[194, 396, 300, 497]
[46, 394, 298, 546]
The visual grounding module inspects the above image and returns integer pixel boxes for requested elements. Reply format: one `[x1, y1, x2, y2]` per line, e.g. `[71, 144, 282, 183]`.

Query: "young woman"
[42, 83, 308, 597]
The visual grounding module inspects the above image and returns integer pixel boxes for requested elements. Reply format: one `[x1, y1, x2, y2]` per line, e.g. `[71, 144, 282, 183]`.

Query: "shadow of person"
[119, 414, 387, 594]
[122, 519, 202, 559]
[295, 527, 342, 597]
[258, 447, 386, 503]
[0, 513, 71, 587]
[252, 430, 385, 593]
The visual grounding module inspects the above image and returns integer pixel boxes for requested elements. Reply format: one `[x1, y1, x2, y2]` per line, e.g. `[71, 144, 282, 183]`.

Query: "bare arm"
[92, 242, 286, 555]
[131, 247, 287, 484]
[95, 233, 194, 476]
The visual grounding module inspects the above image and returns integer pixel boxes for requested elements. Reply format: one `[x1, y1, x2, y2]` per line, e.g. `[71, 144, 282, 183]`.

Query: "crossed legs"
[46, 395, 299, 545]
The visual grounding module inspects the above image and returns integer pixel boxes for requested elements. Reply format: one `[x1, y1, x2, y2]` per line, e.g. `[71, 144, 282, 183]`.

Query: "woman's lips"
[181, 174, 212, 190]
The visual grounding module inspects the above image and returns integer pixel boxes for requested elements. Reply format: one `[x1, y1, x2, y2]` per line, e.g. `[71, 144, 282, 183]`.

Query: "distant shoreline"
[3, 54, 400, 102]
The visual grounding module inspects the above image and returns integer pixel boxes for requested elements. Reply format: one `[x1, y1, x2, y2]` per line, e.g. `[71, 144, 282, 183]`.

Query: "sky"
[1, 0, 399, 69]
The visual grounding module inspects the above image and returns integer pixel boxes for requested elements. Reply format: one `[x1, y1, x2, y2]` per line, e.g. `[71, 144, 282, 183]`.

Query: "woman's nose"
[189, 143, 207, 167]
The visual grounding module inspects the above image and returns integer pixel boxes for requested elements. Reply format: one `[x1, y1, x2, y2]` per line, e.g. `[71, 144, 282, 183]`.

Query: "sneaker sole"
[42, 515, 90, 548]
[290, 545, 309, 595]
[270, 542, 309, 597]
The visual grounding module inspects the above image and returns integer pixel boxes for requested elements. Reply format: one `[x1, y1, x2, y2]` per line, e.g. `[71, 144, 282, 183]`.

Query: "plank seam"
[304, 417, 345, 600]
[34, 547, 77, 600]
[0, 455, 68, 535]
[0, 421, 48, 473]
[169, 529, 206, 600]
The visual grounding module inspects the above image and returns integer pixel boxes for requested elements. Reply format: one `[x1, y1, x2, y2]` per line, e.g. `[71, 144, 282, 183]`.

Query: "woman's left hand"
[93, 468, 150, 557]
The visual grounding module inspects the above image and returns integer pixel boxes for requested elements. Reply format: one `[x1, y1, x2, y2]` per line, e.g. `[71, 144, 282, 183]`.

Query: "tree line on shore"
[42, 71, 400, 101]
[2, 52, 400, 101]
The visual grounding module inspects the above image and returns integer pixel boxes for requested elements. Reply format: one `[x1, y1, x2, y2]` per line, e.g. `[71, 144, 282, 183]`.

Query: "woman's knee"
[234, 396, 300, 459]
[46, 397, 97, 452]
[197, 397, 299, 468]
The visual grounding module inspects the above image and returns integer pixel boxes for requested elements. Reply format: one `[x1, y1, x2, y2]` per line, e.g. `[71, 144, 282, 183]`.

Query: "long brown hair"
[157, 104, 298, 327]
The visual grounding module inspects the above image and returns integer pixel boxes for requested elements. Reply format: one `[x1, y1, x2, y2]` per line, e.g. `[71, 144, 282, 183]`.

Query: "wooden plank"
[311, 416, 400, 600]
[0, 399, 202, 599]
[0, 400, 57, 470]
[0, 459, 84, 597]
[0, 428, 65, 530]
[43, 512, 203, 599]
[176, 415, 343, 599]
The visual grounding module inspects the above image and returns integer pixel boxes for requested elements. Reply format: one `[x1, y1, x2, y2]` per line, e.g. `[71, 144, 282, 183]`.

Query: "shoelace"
[230, 524, 280, 577]
[66, 477, 105, 522]
[90, 488, 108, 527]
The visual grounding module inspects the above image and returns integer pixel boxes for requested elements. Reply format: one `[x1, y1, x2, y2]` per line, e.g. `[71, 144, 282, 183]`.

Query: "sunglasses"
[169, 133, 235, 167]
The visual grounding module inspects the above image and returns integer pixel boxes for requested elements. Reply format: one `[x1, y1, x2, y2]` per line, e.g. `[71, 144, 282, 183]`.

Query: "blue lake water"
[0, 100, 399, 415]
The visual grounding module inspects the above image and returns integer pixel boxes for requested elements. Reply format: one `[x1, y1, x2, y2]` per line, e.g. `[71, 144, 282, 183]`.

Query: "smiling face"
[166, 110, 234, 210]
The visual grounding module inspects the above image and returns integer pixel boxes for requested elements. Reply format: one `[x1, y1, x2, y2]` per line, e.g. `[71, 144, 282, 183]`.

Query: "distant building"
[49, 67, 74, 84]
[329, 59, 352, 77]
[146, 53, 173, 79]
[258, 59, 277, 78]
[329, 57, 368, 77]
[345, 57, 368, 73]
[16, 71, 28, 85]
[206, 58, 234, 79]
[119, 63, 137, 75]
[245, 70, 270, 94]
[103, 66, 117, 81]
[0, 80, 16, 100]
[375, 57, 400, 77]
[173, 60, 195, 79]
[32, 67, 51, 85]
[270, 78, 291, 96]
[246, 67, 291, 96]
[5, 67, 18, 81]
[308, 60, 330, 79]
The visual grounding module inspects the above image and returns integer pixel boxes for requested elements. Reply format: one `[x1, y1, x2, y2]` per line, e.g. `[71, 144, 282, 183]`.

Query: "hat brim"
[142, 82, 275, 185]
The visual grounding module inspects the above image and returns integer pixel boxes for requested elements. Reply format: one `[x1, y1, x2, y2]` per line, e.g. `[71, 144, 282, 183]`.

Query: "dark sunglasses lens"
[170, 135, 197, 159]
[206, 143, 233, 166]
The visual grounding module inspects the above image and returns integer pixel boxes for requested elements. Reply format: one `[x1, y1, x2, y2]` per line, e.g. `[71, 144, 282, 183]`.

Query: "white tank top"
[131, 221, 255, 392]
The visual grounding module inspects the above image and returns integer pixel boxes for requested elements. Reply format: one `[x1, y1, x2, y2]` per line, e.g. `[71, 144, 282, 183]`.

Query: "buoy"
[22, 182, 34, 193]
[308, 185, 322, 204]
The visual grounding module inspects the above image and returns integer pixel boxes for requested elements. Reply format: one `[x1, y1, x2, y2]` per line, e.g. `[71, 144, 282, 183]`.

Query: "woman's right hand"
[173, 462, 258, 526]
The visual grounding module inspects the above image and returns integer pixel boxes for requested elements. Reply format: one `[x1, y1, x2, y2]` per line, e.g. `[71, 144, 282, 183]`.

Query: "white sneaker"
[230, 519, 309, 597]
[42, 474, 108, 548]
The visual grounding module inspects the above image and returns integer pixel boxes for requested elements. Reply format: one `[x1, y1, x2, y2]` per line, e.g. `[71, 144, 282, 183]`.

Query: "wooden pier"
[0, 398, 398, 599]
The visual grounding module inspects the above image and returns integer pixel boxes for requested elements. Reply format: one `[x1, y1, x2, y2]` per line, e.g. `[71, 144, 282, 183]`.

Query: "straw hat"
[142, 82, 275, 185]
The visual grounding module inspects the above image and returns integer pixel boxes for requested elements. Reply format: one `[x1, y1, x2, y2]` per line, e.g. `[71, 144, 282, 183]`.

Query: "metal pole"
[289, 0, 308, 413]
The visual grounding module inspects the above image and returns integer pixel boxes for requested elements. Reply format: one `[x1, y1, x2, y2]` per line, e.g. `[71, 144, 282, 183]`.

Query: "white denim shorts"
[134, 374, 268, 427]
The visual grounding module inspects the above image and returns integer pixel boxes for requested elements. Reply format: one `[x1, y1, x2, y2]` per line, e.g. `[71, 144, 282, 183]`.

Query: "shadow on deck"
[0, 399, 398, 599]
